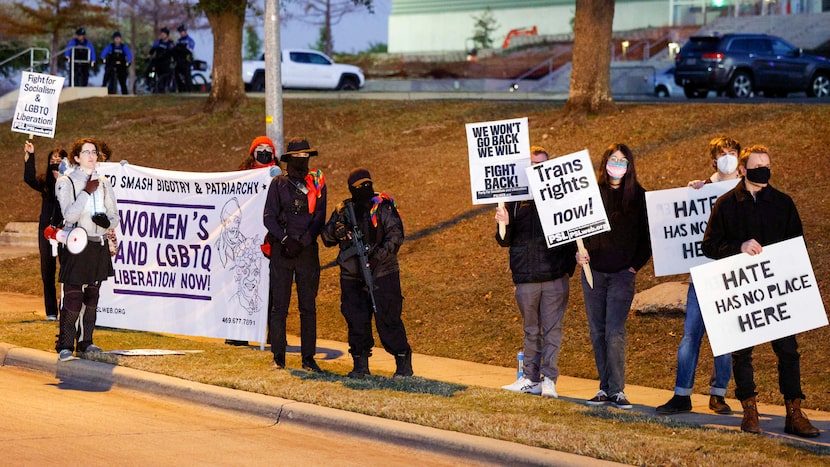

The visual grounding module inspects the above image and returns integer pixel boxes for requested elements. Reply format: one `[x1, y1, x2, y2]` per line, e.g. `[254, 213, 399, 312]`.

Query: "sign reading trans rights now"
[526, 149, 610, 248]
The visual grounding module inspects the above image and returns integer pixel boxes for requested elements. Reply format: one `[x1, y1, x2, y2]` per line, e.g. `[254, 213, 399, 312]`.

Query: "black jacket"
[321, 195, 403, 280]
[702, 181, 802, 260]
[263, 173, 327, 248]
[582, 184, 652, 273]
[23, 152, 61, 227]
[495, 200, 576, 284]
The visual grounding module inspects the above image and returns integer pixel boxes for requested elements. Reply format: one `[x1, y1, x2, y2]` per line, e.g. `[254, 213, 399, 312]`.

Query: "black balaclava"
[286, 156, 309, 180]
[350, 181, 374, 206]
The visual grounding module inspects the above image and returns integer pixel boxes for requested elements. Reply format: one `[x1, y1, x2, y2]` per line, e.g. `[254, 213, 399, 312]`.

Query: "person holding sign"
[321, 168, 412, 379]
[23, 141, 68, 321]
[701, 144, 819, 437]
[495, 146, 577, 397]
[54, 138, 119, 362]
[576, 143, 651, 410]
[657, 136, 741, 416]
[263, 138, 327, 372]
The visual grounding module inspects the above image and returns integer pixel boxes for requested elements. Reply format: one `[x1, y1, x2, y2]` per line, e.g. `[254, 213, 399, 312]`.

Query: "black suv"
[674, 33, 830, 98]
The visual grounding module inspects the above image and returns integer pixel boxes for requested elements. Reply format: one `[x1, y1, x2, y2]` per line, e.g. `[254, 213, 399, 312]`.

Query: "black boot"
[393, 351, 413, 378]
[348, 352, 370, 379]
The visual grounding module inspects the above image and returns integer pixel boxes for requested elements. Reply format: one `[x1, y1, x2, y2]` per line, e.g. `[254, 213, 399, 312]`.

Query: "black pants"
[268, 243, 319, 363]
[732, 334, 805, 401]
[37, 223, 59, 317]
[71, 63, 90, 87]
[55, 283, 99, 353]
[175, 63, 192, 92]
[106, 66, 129, 94]
[340, 271, 410, 357]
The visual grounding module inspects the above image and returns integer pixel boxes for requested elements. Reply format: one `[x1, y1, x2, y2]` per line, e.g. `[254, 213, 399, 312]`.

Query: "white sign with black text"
[645, 179, 740, 276]
[690, 236, 828, 356]
[11, 71, 65, 138]
[466, 117, 532, 204]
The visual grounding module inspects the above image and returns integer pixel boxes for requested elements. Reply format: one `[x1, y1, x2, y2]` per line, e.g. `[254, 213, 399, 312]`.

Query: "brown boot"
[785, 399, 820, 438]
[740, 396, 761, 434]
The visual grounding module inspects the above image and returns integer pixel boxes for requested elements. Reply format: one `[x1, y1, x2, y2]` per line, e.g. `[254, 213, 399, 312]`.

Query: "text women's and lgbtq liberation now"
[690, 237, 827, 356]
[526, 149, 610, 248]
[645, 179, 740, 276]
[11, 72, 65, 138]
[94, 162, 273, 344]
[466, 117, 532, 204]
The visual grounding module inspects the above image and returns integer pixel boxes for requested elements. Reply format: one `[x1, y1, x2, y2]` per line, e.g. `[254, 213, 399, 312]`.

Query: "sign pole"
[576, 238, 593, 288]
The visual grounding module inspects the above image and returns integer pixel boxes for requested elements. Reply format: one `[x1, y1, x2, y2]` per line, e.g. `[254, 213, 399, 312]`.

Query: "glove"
[92, 213, 111, 229]
[84, 176, 99, 194]
[334, 222, 349, 241]
[281, 237, 303, 259]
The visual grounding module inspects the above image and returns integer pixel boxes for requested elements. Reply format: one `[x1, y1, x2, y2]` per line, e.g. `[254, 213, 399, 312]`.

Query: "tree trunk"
[204, 2, 247, 113]
[564, 0, 617, 118]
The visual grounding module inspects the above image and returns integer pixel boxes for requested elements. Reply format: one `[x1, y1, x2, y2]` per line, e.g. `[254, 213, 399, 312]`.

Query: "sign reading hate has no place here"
[466, 117, 532, 204]
[645, 179, 740, 276]
[11, 71, 65, 138]
[690, 236, 828, 357]
[526, 149, 610, 248]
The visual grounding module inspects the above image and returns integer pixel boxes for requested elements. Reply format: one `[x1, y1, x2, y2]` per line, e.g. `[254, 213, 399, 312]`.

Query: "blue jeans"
[674, 282, 732, 396]
[515, 275, 570, 382]
[582, 267, 635, 396]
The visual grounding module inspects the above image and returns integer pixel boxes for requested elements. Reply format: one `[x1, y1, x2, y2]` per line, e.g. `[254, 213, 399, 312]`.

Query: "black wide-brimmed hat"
[280, 139, 318, 162]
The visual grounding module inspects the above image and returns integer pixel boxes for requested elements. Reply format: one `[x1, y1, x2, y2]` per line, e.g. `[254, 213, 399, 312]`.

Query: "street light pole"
[264, 0, 283, 151]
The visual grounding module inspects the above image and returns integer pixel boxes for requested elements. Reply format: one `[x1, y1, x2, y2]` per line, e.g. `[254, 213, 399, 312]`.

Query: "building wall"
[388, 0, 670, 53]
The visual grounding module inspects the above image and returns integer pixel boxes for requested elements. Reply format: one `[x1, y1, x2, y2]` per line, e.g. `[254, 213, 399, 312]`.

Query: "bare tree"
[283, 0, 372, 56]
[564, 0, 617, 118]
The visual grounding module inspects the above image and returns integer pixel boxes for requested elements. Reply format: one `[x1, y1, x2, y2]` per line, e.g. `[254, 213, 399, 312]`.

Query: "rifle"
[339, 200, 378, 314]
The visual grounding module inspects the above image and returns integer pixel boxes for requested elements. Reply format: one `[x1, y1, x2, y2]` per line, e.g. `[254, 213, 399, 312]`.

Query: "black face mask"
[745, 166, 771, 185]
[287, 157, 309, 179]
[350, 182, 374, 205]
[255, 150, 273, 165]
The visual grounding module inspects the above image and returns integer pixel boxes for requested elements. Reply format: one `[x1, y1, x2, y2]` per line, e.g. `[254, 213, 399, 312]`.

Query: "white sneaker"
[58, 349, 75, 362]
[541, 377, 558, 398]
[501, 376, 541, 395]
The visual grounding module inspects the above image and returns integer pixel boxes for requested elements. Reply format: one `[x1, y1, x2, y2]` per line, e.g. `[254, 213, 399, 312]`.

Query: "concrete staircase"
[0, 222, 40, 249]
[697, 12, 830, 49]
[0, 85, 108, 124]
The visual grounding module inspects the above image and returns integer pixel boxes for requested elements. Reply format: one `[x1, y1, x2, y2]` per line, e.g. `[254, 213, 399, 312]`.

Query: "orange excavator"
[502, 26, 538, 48]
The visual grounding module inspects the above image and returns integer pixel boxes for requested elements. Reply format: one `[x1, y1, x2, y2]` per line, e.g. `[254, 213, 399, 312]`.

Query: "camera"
[92, 213, 111, 229]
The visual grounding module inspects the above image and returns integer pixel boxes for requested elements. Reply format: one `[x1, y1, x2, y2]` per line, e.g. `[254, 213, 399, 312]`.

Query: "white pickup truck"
[242, 49, 365, 91]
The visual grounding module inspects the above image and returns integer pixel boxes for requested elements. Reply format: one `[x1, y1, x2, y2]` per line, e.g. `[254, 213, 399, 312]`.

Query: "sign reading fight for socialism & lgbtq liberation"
[466, 117, 532, 204]
[526, 149, 610, 248]
[690, 237, 828, 356]
[645, 179, 740, 276]
[95, 162, 273, 344]
[11, 71, 65, 138]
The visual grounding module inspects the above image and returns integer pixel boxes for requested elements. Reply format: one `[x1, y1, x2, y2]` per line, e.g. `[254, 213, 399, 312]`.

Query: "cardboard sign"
[466, 117, 532, 204]
[646, 179, 740, 276]
[11, 71, 65, 138]
[691, 237, 828, 356]
[526, 149, 610, 248]
[95, 162, 273, 344]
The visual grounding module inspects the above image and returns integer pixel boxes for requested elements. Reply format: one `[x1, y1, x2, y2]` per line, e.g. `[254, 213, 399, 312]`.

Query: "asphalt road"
[0, 365, 480, 466]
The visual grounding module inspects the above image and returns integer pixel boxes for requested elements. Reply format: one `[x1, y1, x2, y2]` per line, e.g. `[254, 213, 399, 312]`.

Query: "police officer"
[174, 24, 195, 92]
[65, 27, 96, 87]
[263, 138, 327, 372]
[321, 168, 413, 379]
[149, 27, 175, 93]
[101, 31, 133, 95]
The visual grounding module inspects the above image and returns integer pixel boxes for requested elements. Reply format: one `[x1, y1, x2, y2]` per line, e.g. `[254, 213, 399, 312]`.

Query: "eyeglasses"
[80, 149, 98, 156]
[608, 156, 628, 164]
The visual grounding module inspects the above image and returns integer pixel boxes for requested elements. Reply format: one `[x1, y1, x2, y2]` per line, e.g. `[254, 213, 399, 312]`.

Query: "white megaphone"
[44, 225, 88, 255]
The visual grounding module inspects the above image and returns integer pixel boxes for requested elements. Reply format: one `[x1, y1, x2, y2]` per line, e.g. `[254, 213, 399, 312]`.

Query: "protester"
[23, 141, 67, 321]
[657, 136, 740, 415]
[495, 146, 576, 397]
[53, 138, 119, 361]
[263, 138, 327, 372]
[65, 27, 96, 87]
[101, 31, 133, 95]
[576, 143, 651, 410]
[321, 168, 413, 378]
[701, 144, 819, 437]
[174, 24, 195, 92]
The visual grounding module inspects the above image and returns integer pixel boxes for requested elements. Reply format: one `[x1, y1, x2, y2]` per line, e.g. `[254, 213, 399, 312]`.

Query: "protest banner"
[11, 71, 65, 138]
[690, 236, 828, 357]
[645, 179, 740, 276]
[95, 162, 272, 344]
[466, 117, 532, 204]
[526, 149, 610, 248]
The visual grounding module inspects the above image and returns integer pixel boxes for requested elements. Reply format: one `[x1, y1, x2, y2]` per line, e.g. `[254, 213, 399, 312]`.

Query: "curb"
[0, 342, 617, 466]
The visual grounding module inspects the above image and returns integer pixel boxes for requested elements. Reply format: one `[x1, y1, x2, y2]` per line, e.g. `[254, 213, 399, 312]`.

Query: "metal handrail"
[0, 47, 50, 71]
[508, 47, 572, 92]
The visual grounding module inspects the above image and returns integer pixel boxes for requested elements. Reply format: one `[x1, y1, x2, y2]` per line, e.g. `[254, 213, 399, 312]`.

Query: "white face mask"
[716, 154, 738, 175]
